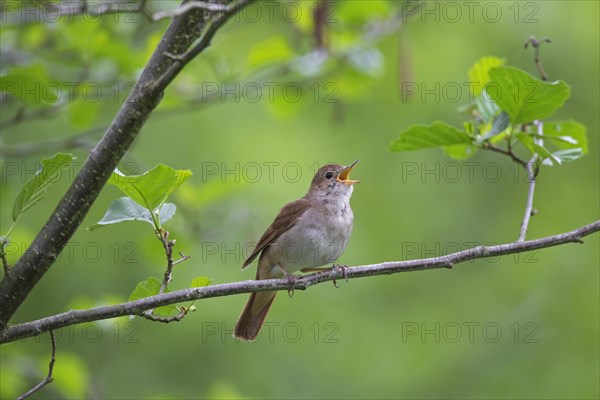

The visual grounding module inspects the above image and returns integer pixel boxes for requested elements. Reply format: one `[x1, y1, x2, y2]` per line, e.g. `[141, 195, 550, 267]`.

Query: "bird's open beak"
[336, 160, 361, 185]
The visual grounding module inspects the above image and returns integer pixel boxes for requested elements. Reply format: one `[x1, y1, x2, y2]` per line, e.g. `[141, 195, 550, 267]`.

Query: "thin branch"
[482, 142, 528, 168]
[518, 159, 537, 242]
[142, 230, 191, 322]
[158, 230, 175, 295]
[518, 120, 544, 242]
[16, 331, 56, 400]
[524, 36, 551, 81]
[2, 220, 598, 344]
[142, 306, 190, 323]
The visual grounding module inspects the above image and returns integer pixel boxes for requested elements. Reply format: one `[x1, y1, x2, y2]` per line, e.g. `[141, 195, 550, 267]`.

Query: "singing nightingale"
[234, 161, 360, 341]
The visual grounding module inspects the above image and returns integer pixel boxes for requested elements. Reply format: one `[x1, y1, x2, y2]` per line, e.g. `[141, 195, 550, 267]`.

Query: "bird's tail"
[233, 291, 276, 341]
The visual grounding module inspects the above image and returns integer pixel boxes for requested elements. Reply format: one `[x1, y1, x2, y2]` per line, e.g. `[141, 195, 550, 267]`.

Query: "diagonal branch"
[0, 0, 253, 332]
[517, 158, 537, 242]
[16, 331, 56, 400]
[1, 220, 598, 344]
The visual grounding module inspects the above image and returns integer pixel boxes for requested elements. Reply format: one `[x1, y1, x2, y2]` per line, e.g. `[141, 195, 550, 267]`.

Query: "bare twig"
[16, 331, 56, 400]
[142, 230, 191, 322]
[517, 120, 544, 242]
[524, 36, 551, 81]
[142, 306, 190, 323]
[518, 158, 537, 242]
[157, 230, 175, 294]
[482, 142, 528, 168]
[2, 220, 598, 344]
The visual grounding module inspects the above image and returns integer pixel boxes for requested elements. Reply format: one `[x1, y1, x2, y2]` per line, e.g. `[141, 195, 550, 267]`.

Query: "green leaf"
[550, 148, 584, 164]
[108, 164, 192, 211]
[12, 153, 76, 222]
[488, 66, 571, 124]
[129, 277, 162, 301]
[533, 143, 560, 165]
[191, 276, 212, 288]
[129, 277, 176, 316]
[516, 133, 560, 165]
[389, 122, 472, 152]
[474, 93, 500, 122]
[443, 144, 478, 160]
[88, 198, 176, 231]
[468, 56, 505, 97]
[480, 111, 510, 141]
[543, 120, 588, 154]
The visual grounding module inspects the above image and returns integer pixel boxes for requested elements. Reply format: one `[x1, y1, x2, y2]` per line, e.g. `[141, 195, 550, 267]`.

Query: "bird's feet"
[278, 266, 298, 298]
[331, 264, 349, 288]
[285, 273, 298, 298]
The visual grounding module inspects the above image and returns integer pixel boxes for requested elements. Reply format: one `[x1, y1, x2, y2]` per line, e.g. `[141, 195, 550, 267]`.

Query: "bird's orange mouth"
[336, 160, 361, 185]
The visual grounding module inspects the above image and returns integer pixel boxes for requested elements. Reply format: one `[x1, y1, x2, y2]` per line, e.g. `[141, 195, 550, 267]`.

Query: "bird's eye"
[325, 171, 334, 179]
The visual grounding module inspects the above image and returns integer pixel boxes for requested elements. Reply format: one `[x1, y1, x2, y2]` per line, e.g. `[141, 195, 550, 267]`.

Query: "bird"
[234, 161, 360, 341]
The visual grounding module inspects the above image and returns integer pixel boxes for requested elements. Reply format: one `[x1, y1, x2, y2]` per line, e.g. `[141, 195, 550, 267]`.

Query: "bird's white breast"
[266, 195, 354, 276]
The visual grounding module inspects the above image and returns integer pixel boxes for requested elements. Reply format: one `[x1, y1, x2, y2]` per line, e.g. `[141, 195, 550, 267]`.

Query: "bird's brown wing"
[242, 197, 310, 269]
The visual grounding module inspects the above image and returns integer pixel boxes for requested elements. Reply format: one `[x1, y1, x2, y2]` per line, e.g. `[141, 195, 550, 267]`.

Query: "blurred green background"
[1, 1, 598, 399]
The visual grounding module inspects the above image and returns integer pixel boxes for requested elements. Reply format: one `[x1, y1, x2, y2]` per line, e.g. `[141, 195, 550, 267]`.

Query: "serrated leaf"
[488, 66, 570, 124]
[191, 276, 212, 288]
[129, 277, 176, 316]
[389, 122, 472, 152]
[108, 164, 192, 211]
[12, 153, 76, 222]
[88, 198, 176, 231]
[468, 56, 505, 97]
[543, 120, 588, 154]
